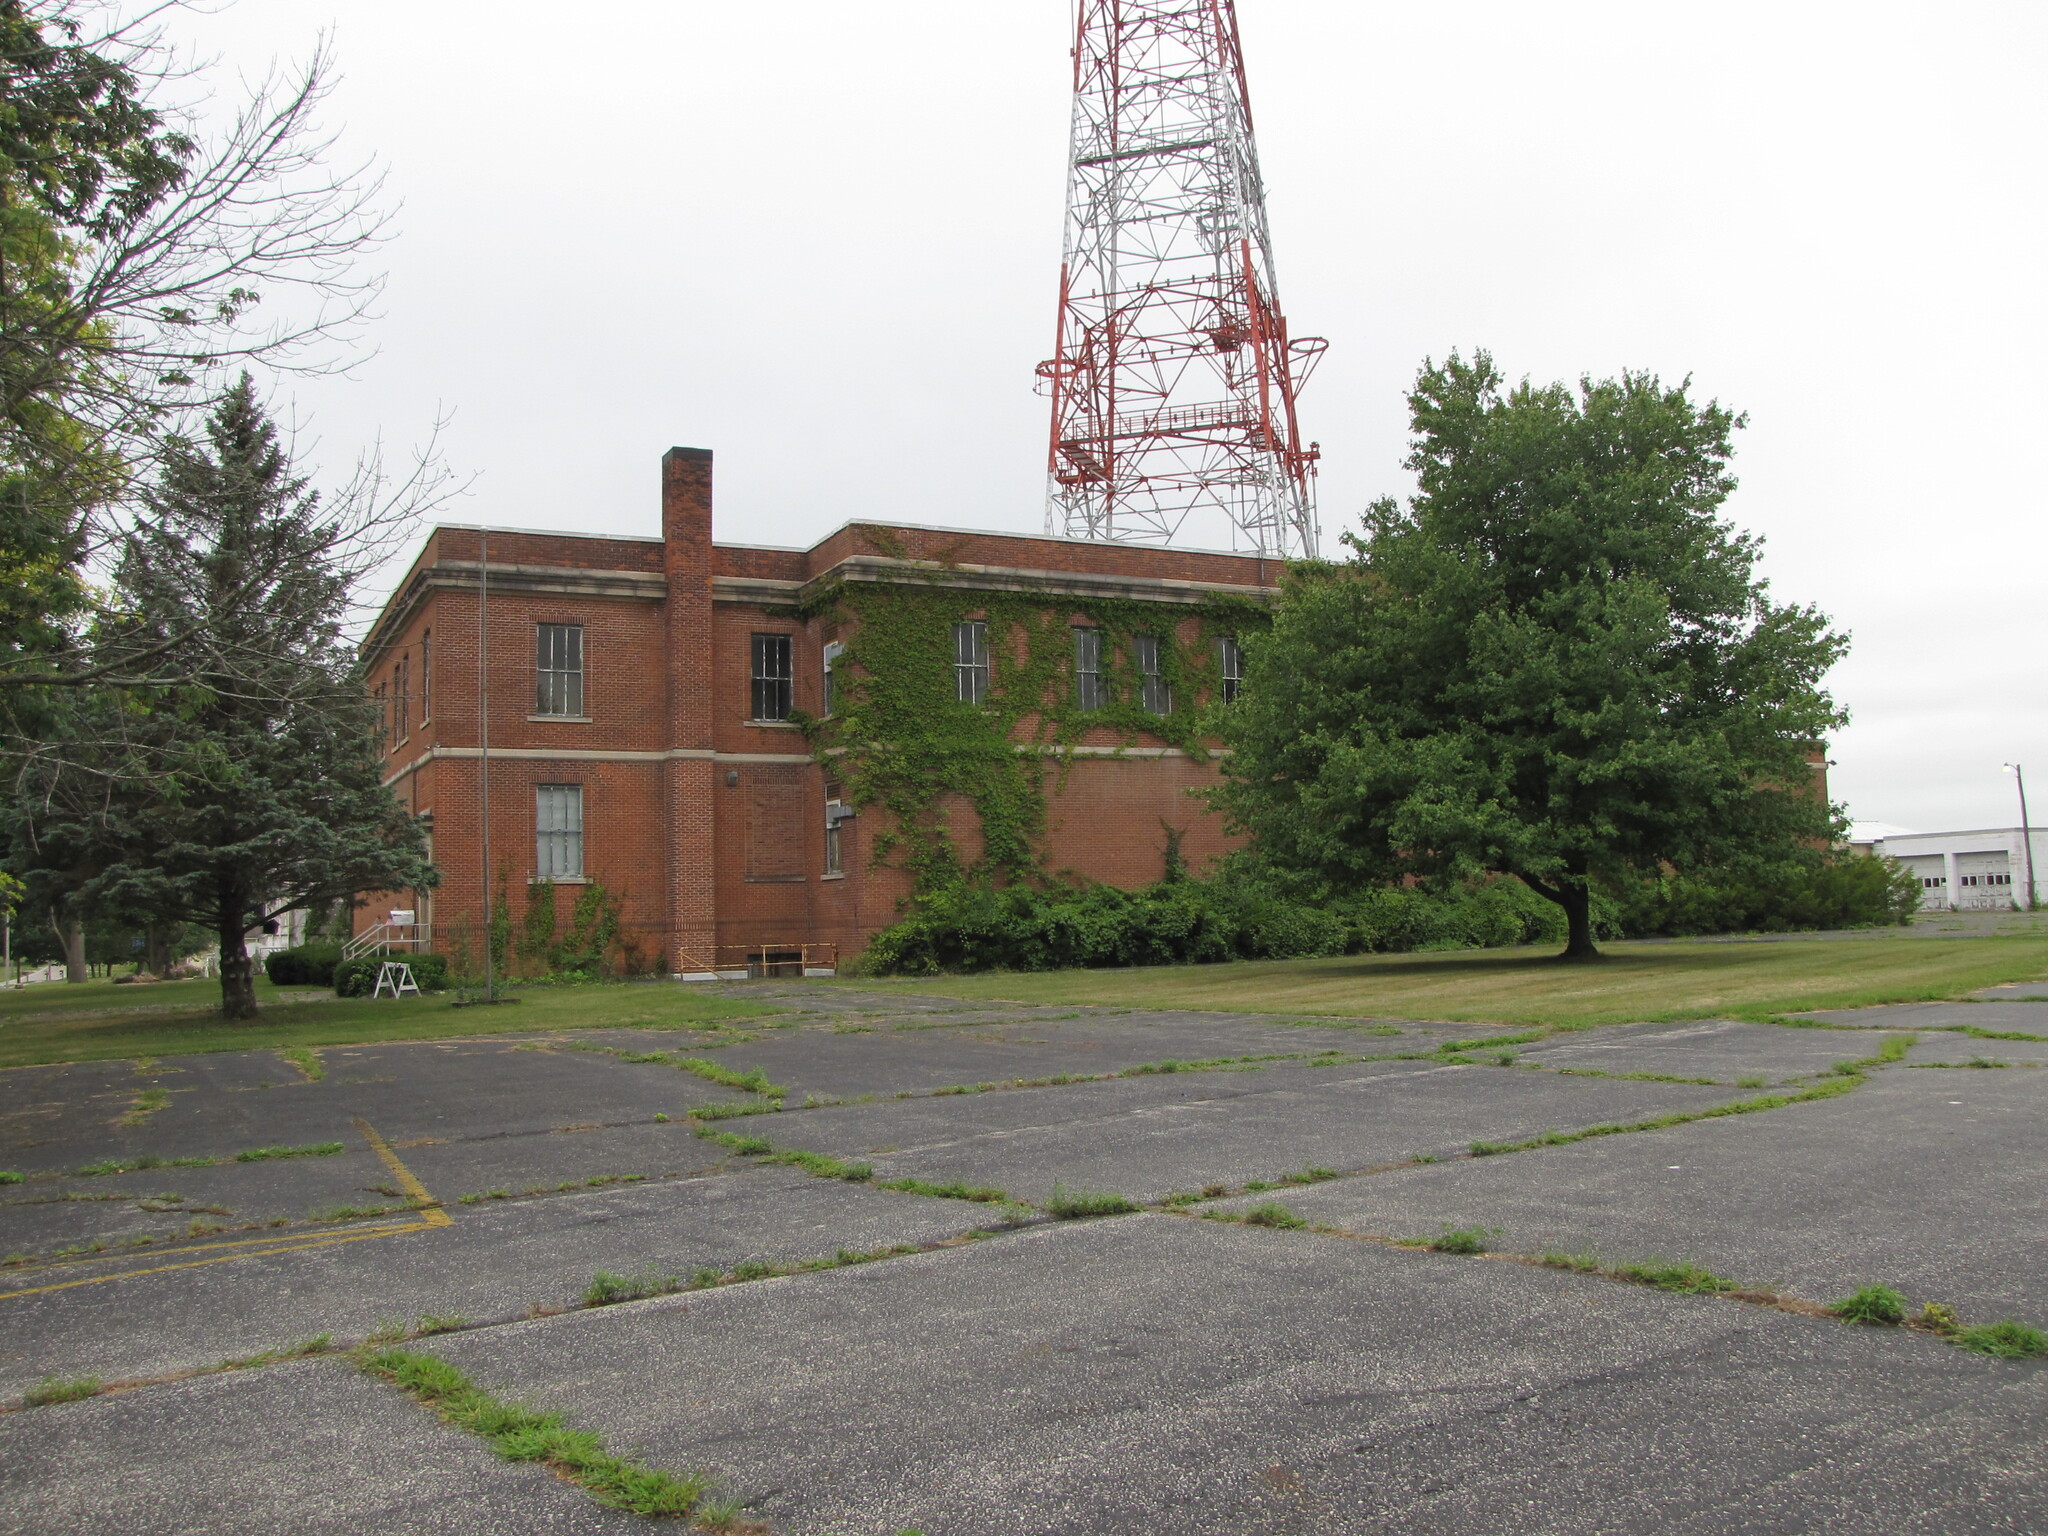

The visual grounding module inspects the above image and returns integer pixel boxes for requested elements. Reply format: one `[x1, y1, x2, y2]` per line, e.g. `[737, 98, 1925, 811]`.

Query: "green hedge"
[857, 876, 1563, 976]
[264, 943, 345, 987]
[856, 852, 1918, 977]
[333, 953, 451, 997]
[1601, 855, 1920, 938]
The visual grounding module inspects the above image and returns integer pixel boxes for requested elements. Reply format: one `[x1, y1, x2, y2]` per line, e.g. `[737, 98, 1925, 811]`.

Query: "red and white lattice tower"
[1038, 0, 1325, 557]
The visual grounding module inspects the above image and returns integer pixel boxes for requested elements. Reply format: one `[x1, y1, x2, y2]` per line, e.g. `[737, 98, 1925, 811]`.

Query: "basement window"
[536, 624, 585, 716]
[751, 633, 793, 721]
[1134, 634, 1171, 715]
[536, 784, 584, 878]
[954, 621, 989, 704]
[1073, 626, 1106, 710]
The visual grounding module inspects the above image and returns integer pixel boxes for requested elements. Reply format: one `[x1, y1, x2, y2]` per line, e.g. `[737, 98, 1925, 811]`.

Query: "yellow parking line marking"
[354, 1116, 453, 1227]
[0, 1222, 424, 1277]
[0, 1224, 438, 1301]
[0, 1118, 453, 1299]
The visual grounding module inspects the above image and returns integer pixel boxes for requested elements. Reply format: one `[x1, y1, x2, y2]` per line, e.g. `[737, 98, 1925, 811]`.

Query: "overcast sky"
[176, 1, 2047, 835]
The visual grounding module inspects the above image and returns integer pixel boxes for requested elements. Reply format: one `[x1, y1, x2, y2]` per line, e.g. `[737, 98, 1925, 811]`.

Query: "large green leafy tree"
[0, 1, 188, 679]
[1214, 352, 1847, 960]
[0, 2, 391, 701]
[64, 376, 434, 1017]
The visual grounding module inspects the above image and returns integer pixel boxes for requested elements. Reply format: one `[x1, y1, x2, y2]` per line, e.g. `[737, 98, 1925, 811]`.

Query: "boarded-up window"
[746, 766, 806, 882]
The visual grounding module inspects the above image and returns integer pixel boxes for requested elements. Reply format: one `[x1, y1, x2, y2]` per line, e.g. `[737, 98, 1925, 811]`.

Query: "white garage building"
[1872, 827, 2046, 911]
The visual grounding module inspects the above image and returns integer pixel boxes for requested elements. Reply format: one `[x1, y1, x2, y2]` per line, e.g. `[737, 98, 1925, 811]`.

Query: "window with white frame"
[751, 633, 793, 720]
[824, 795, 847, 877]
[1133, 634, 1171, 715]
[536, 624, 585, 716]
[953, 621, 989, 704]
[535, 784, 584, 878]
[420, 630, 432, 721]
[822, 640, 843, 716]
[1072, 626, 1105, 710]
[1217, 636, 1243, 703]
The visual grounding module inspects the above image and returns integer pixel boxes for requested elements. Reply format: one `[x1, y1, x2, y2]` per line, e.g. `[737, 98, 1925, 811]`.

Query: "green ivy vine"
[796, 556, 1268, 895]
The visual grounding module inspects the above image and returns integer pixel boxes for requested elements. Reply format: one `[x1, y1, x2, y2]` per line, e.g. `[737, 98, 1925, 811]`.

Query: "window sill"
[528, 875, 590, 885]
[745, 719, 802, 729]
[529, 714, 593, 723]
[820, 872, 846, 882]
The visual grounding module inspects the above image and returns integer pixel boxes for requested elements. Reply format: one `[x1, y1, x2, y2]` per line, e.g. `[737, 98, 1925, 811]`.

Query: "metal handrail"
[344, 922, 432, 961]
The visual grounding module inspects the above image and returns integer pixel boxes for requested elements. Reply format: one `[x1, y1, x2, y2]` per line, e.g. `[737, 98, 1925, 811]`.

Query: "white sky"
[174, 1, 2048, 834]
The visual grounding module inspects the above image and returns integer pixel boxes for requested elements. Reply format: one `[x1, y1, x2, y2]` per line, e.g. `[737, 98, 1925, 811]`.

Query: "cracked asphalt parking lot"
[2, 984, 2044, 1534]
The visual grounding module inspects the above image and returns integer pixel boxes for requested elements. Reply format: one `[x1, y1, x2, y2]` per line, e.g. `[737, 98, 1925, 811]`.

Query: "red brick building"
[358, 448, 1281, 974]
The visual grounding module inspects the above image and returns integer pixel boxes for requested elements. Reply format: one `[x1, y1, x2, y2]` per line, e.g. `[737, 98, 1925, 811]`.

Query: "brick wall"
[357, 447, 1276, 970]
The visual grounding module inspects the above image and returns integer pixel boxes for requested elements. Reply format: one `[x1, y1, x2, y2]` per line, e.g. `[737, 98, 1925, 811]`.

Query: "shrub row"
[266, 945, 452, 995]
[263, 943, 345, 987]
[857, 851, 1917, 977]
[857, 876, 1564, 977]
[333, 953, 451, 996]
[1601, 856, 1920, 939]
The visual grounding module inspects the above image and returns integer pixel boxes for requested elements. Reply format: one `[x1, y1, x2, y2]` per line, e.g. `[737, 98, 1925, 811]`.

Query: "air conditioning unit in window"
[825, 800, 856, 826]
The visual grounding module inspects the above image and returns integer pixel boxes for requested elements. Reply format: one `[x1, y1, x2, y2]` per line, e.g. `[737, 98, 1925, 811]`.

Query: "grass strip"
[72, 1153, 219, 1176]
[1552, 1067, 1724, 1085]
[119, 1088, 169, 1127]
[877, 1176, 1007, 1203]
[1935, 1024, 2048, 1043]
[22, 1374, 101, 1406]
[1466, 1072, 1868, 1159]
[582, 1243, 922, 1308]
[358, 1348, 745, 1525]
[673, 1057, 786, 1100]
[236, 1141, 345, 1163]
[279, 1047, 325, 1082]
[923, 1049, 1360, 1100]
[1044, 1184, 1140, 1218]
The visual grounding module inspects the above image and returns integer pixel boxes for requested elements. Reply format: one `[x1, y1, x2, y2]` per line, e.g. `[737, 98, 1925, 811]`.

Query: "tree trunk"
[146, 924, 172, 978]
[217, 901, 259, 1020]
[1557, 881, 1600, 962]
[54, 914, 87, 983]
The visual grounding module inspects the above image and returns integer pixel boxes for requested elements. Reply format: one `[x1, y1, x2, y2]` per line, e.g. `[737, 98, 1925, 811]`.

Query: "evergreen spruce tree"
[79, 376, 433, 1017]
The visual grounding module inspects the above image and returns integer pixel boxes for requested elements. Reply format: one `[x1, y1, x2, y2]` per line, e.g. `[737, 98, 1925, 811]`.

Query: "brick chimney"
[661, 447, 717, 971]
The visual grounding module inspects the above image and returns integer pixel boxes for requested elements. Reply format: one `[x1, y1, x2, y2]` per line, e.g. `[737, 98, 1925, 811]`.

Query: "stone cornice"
[363, 552, 1277, 664]
[797, 554, 1274, 610]
[362, 561, 668, 663]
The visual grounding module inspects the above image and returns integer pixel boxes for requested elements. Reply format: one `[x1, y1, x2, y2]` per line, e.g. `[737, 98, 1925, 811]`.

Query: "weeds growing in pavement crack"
[22, 1375, 100, 1406]
[236, 1142, 344, 1163]
[280, 1048, 326, 1082]
[1832, 1284, 1908, 1325]
[1044, 1184, 1139, 1218]
[119, 1088, 169, 1127]
[878, 1177, 1006, 1203]
[1461, 1073, 1872, 1162]
[357, 1348, 750, 1525]
[1953, 1320, 2048, 1358]
[1242, 1202, 1306, 1229]
[583, 1243, 923, 1308]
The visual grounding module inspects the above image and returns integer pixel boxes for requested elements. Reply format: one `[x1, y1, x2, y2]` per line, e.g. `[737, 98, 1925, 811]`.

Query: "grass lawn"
[839, 934, 2048, 1029]
[0, 976, 775, 1070]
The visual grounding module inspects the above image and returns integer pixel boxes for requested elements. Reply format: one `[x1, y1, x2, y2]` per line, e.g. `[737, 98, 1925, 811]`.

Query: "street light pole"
[479, 528, 494, 1001]
[2005, 763, 2035, 911]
